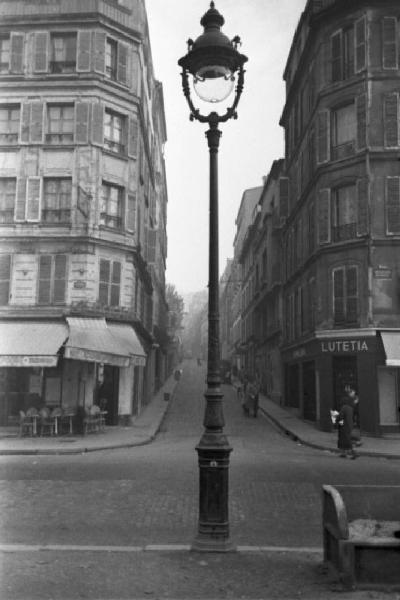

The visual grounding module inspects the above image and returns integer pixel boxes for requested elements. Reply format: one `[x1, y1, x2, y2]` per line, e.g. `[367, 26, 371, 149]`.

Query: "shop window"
[0, 36, 10, 73]
[332, 184, 357, 242]
[50, 33, 76, 74]
[0, 178, 16, 223]
[331, 103, 356, 160]
[0, 254, 11, 305]
[46, 104, 74, 144]
[333, 265, 358, 326]
[100, 182, 123, 230]
[104, 109, 126, 155]
[98, 259, 121, 307]
[42, 178, 72, 223]
[38, 254, 67, 305]
[0, 105, 19, 144]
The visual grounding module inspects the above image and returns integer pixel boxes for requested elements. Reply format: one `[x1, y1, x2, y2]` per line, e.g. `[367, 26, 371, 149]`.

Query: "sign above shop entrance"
[321, 340, 369, 353]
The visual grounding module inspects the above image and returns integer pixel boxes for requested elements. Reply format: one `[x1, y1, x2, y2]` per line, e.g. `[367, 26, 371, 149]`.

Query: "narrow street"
[0, 360, 398, 599]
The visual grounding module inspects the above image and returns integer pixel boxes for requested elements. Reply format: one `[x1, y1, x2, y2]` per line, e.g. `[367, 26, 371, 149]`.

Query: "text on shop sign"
[321, 340, 369, 353]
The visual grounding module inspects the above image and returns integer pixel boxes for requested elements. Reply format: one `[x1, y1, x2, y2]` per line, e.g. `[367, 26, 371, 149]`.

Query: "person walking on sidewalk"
[336, 394, 358, 459]
[243, 373, 257, 417]
[347, 385, 362, 447]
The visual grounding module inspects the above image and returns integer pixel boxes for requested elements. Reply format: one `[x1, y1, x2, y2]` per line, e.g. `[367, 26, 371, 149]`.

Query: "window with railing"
[100, 182, 123, 230]
[50, 33, 76, 73]
[42, 178, 72, 223]
[46, 104, 74, 144]
[104, 109, 126, 155]
[0, 105, 19, 144]
[0, 178, 16, 223]
[332, 185, 357, 242]
[331, 103, 356, 160]
[0, 36, 9, 73]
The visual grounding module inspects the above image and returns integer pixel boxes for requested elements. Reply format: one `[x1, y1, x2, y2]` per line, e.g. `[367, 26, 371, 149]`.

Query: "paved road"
[0, 359, 399, 599]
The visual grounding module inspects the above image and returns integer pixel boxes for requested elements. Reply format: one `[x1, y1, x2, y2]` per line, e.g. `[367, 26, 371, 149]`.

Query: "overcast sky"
[145, 0, 306, 296]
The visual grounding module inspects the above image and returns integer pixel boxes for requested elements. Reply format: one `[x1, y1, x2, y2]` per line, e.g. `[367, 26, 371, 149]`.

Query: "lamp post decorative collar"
[178, 4, 247, 553]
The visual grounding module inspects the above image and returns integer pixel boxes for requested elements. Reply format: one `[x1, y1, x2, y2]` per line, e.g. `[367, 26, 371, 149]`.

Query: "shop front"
[377, 331, 400, 433]
[282, 330, 383, 435]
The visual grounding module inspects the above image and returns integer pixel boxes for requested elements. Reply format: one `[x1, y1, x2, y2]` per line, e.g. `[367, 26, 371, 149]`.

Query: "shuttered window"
[0, 36, 10, 73]
[46, 104, 74, 144]
[100, 182, 123, 230]
[355, 16, 367, 73]
[332, 185, 357, 242]
[0, 178, 16, 223]
[105, 36, 129, 86]
[333, 266, 358, 325]
[26, 177, 41, 221]
[104, 109, 126, 155]
[384, 93, 399, 147]
[386, 176, 400, 234]
[42, 178, 72, 223]
[331, 27, 354, 82]
[20, 102, 44, 144]
[147, 229, 157, 264]
[98, 259, 121, 307]
[38, 254, 67, 305]
[0, 254, 11, 305]
[382, 17, 398, 69]
[317, 110, 329, 164]
[91, 103, 104, 146]
[10, 33, 24, 73]
[331, 103, 356, 160]
[50, 33, 76, 74]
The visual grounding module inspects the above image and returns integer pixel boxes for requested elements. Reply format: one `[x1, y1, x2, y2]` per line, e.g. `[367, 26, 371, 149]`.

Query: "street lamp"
[178, 2, 247, 552]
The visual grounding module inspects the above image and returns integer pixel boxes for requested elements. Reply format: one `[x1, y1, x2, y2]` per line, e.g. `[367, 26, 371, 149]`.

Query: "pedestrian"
[348, 386, 362, 447]
[336, 394, 357, 459]
[243, 374, 257, 417]
[253, 370, 261, 418]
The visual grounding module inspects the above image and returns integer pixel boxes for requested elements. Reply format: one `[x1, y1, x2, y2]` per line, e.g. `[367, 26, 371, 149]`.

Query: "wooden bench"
[322, 484, 400, 590]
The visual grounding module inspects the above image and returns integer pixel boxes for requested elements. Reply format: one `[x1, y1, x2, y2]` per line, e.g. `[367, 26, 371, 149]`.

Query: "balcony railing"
[100, 213, 122, 230]
[332, 222, 357, 242]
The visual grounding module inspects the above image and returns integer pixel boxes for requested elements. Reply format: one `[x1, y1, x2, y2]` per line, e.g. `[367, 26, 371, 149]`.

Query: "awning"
[0, 321, 68, 367]
[64, 318, 146, 367]
[380, 332, 400, 367]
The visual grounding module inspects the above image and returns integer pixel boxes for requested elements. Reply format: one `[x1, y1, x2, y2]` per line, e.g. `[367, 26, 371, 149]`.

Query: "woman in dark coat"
[337, 396, 357, 459]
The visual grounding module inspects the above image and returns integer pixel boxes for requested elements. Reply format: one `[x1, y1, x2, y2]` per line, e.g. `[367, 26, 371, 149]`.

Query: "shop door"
[378, 367, 399, 425]
[100, 365, 119, 426]
[333, 356, 357, 410]
[303, 361, 316, 421]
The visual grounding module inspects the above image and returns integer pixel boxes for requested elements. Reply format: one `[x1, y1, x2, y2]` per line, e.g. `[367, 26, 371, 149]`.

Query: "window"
[0, 105, 19, 144]
[100, 182, 123, 229]
[38, 254, 67, 305]
[0, 36, 9, 73]
[50, 33, 76, 73]
[333, 266, 358, 325]
[105, 38, 118, 80]
[42, 179, 72, 223]
[332, 104, 356, 159]
[0, 254, 11, 305]
[104, 109, 126, 154]
[331, 27, 354, 82]
[46, 104, 74, 144]
[0, 178, 16, 223]
[332, 185, 357, 242]
[99, 259, 121, 306]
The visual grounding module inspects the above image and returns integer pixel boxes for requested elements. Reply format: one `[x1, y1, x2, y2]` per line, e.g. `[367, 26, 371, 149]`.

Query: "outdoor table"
[30, 414, 39, 436]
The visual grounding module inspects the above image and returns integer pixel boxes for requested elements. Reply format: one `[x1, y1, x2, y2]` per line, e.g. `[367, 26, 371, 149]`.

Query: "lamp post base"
[191, 534, 236, 553]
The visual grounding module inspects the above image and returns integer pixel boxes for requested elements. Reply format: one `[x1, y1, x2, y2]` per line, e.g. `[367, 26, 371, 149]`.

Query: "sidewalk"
[1, 379, 400, 458]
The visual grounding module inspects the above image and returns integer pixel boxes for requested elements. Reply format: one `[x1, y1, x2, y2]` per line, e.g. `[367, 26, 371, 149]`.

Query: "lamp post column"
[192, 112, 234, 552]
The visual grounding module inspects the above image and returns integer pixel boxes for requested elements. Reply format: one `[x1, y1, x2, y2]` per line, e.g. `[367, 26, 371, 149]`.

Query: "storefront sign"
[0, 355, 58, 367]
[374, 268, 392, 279]
[131, 356, 146, 367]
[293, 348, 306, 359]
[321, 340, 369, 353]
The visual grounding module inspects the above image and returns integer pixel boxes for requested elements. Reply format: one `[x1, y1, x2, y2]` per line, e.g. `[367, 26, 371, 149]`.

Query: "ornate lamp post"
[178, 2, 247, 552]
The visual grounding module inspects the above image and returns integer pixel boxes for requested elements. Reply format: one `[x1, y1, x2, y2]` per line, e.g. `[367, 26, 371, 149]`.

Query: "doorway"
[98, 365, 119, 425]
[303, 361, 316, 421]
[333, 356, 357, 410]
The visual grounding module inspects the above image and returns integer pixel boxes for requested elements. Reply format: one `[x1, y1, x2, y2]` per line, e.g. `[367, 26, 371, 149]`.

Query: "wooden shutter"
[117, 42, 128, 85]
[318, 188, 331, 244]
[147, 229, 157, 264]
[128, 115, 138, 157]
[131, 51, 139, 95]
[317, 110, 329, 164]
[355, 16, 367, 73]
[331, 30, 343, 82]
[384, 93, 399, 147]
[356, 93, 367, 150]
[14, 177, 27, 221]
[333, 268, 345, 323]
[93, 31, 106, 73]
[53, 255, 67, 304]
[33, 32, 48, 73]
[77, 30, 91, 72]
[75, 102, 90, 144]
[99, 259, 110, 305]
[386, 176, 400, 234]
[346, 267, 358, 323]
[0, 254, 11, 305]
[26, 177, 41, 221]
[126, 193, 136, 232]
[20, 103, 30, 143]
[91, 103, 104, 146]
[38, 255, 52, 304]
[110, 261, 121, 306]
[357, 178, 369, 236]
[30, 102, 44, 143]
[383, 17, 398, 69]
[10, 33, 24, 73]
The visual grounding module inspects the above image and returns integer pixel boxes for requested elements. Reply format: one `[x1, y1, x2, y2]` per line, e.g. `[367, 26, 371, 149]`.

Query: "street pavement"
[1, 361, 400, 458]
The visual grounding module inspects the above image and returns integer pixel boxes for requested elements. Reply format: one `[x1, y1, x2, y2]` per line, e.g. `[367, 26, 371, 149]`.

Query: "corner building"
[0, 0, 169, 426]
[280, 0, 400, 434]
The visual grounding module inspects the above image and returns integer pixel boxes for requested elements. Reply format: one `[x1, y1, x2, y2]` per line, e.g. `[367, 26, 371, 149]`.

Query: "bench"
[322, 484, 400, 590]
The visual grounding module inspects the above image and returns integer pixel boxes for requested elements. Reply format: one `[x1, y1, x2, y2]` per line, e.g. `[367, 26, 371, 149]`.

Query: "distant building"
[0, 0, 169, 426]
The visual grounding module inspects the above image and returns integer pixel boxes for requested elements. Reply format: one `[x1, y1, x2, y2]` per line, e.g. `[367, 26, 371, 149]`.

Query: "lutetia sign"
[321, 340, 369, 353]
